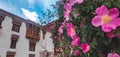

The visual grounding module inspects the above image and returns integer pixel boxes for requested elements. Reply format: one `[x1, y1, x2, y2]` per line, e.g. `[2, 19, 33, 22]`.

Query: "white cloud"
[21, 8, 38, 22]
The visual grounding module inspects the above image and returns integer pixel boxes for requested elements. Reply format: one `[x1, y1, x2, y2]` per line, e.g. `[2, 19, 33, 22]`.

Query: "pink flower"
[77, 0, 84, 4]
[91, 5, 120, 32]
[64, 3, 72, 21]
[74, 50, 79, 56]
[64, 10, 71, 21]
[66, 23, 76, 38]
[64, 3, 72, 11]
[107, 53, 120, 57]
[71, 37, 80, 46]
[58, 25, 64, 35]
[106, 32, 115, 39]
[70, 0, 84, 5]
[80, 43, 90, 53]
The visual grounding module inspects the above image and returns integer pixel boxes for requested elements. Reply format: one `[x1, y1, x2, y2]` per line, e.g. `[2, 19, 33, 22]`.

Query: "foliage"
[52, 0, 120, 57]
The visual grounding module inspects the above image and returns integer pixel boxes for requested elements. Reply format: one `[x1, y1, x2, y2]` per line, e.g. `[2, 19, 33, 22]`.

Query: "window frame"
[0, 14, 5, 29]
[10, 41, 17, 49]
[29, 54, 35, 57]
[6, 51, 16, 57]
[12, 24, 20, 32]
[10, 34, 19, 49]
[29, 40, 36, 51]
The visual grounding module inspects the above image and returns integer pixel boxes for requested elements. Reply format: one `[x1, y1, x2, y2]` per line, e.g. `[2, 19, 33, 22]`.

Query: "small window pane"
[10, 41, 16, 49]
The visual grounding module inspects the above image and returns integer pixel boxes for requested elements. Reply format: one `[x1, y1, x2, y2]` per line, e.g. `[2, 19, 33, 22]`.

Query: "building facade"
[0, 9, 54, 57]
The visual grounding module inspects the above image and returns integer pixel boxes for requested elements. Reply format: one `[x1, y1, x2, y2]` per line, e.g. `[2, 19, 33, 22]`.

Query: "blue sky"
[0, 0, 58, 24]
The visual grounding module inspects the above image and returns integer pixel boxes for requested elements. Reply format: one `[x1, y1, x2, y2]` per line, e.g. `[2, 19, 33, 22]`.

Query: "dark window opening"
[29, 54, 35, 57]
[10, 41, 16, 49]
[0, 21, 2, 28]
[6, 51, 15, 57]
[12, 24, 20, 32]
[29, 44, 35, 51]
[6, 55, 14, 57]
[0, 15, 4, 29]
[29, 40, 36, 51]
[10, 34, 19, 49]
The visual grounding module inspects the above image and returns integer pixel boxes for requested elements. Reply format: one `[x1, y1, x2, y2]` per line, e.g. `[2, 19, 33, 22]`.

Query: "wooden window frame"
[29, 40, 36, 51]
[10, 34, 19, 49]
[10, 41, 17, 49]
[12, 24, 20, 32]
[29, 54, 35, 57]
[6, 51, 16, 57]
[12, 19, 22, 32]
[0, 15, 5, 29]
[26, 22, 40, 40]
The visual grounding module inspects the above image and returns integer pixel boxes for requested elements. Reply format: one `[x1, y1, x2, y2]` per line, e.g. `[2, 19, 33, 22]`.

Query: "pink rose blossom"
[71, 37, 80, 46]
[66, 23, 76, 38]
[80, 43, 90, 53]
[64, 10, 71, 21]
[64, 3, 72, 21]
[106, 32, 115, 39]
[64, 3, 72, 11]
[91, 5, 120, 32]
[107, 53, 120, 57]
[74, 50, 79, 56]
[58, 25, 64, 35]
[70, 0, 84, 5]
[77, 0, 84, 4]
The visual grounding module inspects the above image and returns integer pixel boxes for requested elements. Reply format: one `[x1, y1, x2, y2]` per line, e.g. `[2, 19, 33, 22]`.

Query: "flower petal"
[71, 38, 80, 46]
[95, 5, 108, 15]
[80, 43, 90, 53]
[102, 24, 113, 32]
[77, 0, 84, 4]
[110, 18, 120, 26]
[74, 50, 79, 56]
[107, 53, 120, 57]
[92, 16, 102, 27]
[109, 8, 119, 19]
[64, 3, 72, 11]
[58, 25, 64, 35]
[106, 32, 115, 39]
[70, 0, 76, 5]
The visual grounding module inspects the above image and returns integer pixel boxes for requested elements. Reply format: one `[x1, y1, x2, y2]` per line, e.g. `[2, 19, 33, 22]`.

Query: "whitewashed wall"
[0, 16, 54, 57]
[45, 32, 54, 52]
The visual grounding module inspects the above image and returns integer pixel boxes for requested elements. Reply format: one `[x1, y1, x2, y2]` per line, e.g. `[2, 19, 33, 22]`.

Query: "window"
[0, 21, 2, 28]
[6, 51, 15, 57]
[29, 44, 35, 51]
[10, 41, 16, 49]
[10, 34, 19, 49]
[29, 54, 35, 57]
[29, 40, 36, 51]
[6, 55, 14, 57]
[0, 15, 5, 29]
[12, 19, 22, 32]
[26, 22, 40, 40]
[12, 24, 20, 32]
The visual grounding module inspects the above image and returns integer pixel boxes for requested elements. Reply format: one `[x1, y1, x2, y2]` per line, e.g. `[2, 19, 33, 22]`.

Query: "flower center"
[71, 27, 75, 33]
[102, 15, 111, 23]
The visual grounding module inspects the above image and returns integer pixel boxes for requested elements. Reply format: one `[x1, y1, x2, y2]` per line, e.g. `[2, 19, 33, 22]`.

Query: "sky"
[0, 0, 58, 24]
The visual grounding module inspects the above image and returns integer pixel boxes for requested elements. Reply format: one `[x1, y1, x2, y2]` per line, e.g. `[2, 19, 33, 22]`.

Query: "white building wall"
[45, 32, 54, 52]
[0, 16, 13, 57]
[0, 15, 54, 57]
